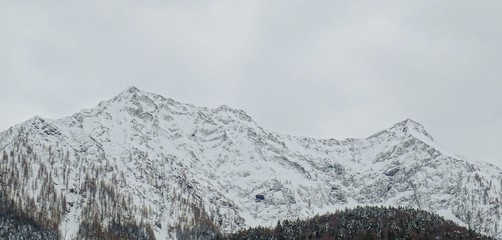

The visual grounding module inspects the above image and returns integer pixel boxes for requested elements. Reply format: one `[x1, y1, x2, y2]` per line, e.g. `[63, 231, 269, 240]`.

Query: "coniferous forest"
[222, 206, 492, 240]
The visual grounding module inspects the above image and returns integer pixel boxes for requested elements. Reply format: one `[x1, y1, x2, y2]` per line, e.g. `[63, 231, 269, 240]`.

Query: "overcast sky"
[1, 1, 501, 167]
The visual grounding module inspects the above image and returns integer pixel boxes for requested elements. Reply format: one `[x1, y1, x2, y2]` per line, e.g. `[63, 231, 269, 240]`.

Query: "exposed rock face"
[0, 86, 501, 239]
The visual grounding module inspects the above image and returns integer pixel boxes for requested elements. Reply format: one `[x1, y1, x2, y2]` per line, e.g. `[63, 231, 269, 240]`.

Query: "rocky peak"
[393, 118, 434, 142]
[367, 118, 434, 143]
[111, 85, 148, 103]
[120, 85, 141, 96]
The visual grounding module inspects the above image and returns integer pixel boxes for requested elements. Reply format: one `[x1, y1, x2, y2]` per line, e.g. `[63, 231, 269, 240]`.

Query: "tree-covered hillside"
[224, 206, 492, 240]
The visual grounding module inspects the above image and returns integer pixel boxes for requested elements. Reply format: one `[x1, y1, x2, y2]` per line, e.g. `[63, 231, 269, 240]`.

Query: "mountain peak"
[367, 118, 434, 142]
[125, 85, 140, 93]
[392, 118, 434, 142]
[106, 86, 158, 105]
[393, 118, 422, 129]
[117, 86, 143, 97]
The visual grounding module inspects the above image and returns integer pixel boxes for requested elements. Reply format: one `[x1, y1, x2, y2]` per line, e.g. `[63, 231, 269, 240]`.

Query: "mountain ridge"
[3, 87, 433, 147]
[0, 86, 501, 239]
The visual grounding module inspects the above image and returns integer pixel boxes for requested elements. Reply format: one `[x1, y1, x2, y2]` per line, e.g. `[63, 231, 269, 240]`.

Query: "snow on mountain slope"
[0, 86, 501, 239]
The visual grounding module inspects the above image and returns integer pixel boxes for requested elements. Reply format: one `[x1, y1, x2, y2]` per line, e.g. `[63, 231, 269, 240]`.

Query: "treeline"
[0, 136, 156, 239]
[223, 206, 492, 240]
[0, 141, 65, 232]
[0, 134, 225, 239]
[0, 191, 59, 239]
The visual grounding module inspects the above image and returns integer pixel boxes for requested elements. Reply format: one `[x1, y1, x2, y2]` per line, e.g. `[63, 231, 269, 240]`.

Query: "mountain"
[0, 86, 501, 239]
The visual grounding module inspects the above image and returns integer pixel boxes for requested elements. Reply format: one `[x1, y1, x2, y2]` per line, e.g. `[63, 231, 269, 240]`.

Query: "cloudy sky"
[1, 1, 501, 167]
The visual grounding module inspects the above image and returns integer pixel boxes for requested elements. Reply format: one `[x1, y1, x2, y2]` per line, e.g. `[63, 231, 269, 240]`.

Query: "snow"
[0, 86, 501, 239]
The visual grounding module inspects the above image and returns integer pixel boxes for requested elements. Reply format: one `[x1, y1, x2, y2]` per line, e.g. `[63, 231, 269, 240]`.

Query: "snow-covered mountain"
[1, 86, 501, 239]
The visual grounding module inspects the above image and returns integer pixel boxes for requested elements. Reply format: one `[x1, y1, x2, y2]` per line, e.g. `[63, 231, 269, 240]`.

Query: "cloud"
[0, 1, 501, 166]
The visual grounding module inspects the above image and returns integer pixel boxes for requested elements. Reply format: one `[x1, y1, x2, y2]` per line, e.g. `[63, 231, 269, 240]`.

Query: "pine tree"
[2, 150, 7, 162]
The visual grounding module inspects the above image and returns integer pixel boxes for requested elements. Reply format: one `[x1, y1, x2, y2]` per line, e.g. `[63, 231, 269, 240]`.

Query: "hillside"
[226, 206, 492, 240]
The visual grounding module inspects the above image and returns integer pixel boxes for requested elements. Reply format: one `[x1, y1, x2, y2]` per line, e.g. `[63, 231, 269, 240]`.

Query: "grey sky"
[1, 1, 501, 167]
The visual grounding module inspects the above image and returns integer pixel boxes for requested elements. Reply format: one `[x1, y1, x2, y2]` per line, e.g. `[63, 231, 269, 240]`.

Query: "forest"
[222, 206, 492, 240]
